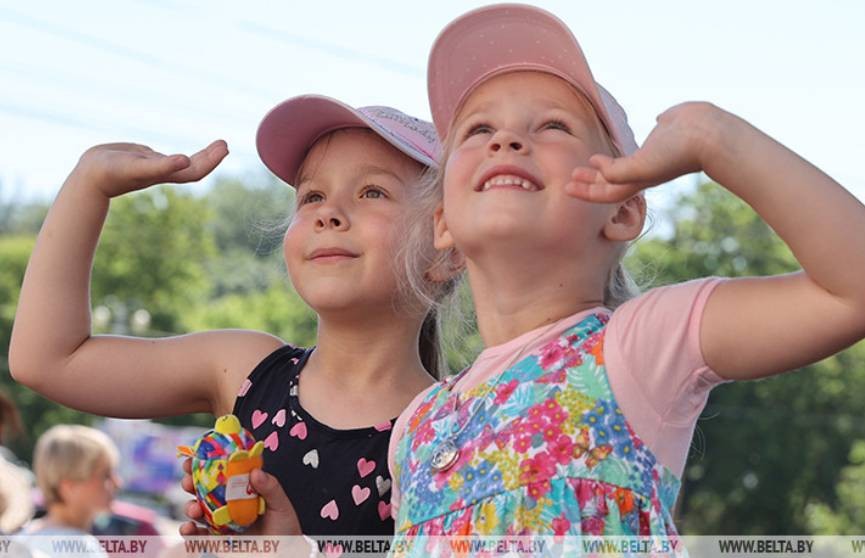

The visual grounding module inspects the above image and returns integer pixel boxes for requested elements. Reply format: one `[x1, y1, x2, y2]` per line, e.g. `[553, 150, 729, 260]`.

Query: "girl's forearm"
[700, 107, 865, 305]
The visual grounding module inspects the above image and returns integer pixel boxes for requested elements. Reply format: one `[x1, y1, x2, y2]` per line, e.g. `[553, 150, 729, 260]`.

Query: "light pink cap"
[428, 3, 638, 155]
[257, 95, 440, 187]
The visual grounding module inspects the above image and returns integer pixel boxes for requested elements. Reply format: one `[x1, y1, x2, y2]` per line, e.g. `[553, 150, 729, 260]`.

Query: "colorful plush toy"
[177, 415, 265, 533]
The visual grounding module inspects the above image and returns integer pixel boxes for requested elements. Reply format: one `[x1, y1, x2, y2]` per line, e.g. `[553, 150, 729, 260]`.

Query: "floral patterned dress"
[391, 313, 681, 542]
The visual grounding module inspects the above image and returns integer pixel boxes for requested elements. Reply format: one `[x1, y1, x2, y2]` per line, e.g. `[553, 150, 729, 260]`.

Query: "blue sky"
[1, 1, 864, 208]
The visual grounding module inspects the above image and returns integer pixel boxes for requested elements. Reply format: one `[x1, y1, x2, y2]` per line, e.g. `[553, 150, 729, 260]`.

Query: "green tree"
[92, 186, 215, 334]
[186, 283, 317, 347]
[806, 440, 865, 534]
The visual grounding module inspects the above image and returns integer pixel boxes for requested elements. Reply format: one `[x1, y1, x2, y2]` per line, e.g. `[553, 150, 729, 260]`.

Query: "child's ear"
[433, 203, 455, 250]
[603, 194, 646, 241]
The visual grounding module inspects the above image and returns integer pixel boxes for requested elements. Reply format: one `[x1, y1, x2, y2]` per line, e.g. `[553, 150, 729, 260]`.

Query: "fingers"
[589, 154, 655, 185]
[565, 180, 646, 204]
[185, 499, 203, 520]
[566, 163, 647, 203]
[181, 473, 194, 494]
[167, 140, 228, 183]
[249, 469, 303, 536]
[179, 497, 208, 537]
[178, 521, 209, 537]
[126, 153, 191, 186]
[250, 469, 291, 510]
[564, 150, 660, 203]
[183, 457, 192, 475]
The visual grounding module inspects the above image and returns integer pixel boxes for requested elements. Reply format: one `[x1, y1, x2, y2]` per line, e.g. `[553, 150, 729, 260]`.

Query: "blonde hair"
[33, 425, 119, 507]
[403, 74, 641, 312]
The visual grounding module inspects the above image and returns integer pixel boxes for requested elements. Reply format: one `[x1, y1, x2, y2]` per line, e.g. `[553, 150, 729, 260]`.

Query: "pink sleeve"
[388, 383, 437, 521]
[604, 277, 730, 475]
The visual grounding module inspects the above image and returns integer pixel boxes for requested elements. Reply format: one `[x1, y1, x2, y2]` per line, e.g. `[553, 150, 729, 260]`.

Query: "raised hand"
[70, 140, 228, 199]
[179, 457, 302, 537]
[565, 102, 721, 203]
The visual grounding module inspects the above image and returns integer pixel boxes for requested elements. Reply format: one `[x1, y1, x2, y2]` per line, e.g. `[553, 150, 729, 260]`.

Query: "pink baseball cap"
[427, 3, 638, 155]
[257, 95, 440, 186]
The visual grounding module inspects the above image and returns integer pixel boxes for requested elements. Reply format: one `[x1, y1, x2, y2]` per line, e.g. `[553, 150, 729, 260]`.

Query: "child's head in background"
[419, 4, 647, 311]
[33, 425, 119, 520]
[257, 97, 455, 375]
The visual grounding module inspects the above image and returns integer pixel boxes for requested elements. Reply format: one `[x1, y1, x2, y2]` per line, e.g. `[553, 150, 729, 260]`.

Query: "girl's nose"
[488, 129, 527, 154]
[314, 204, 350, 232]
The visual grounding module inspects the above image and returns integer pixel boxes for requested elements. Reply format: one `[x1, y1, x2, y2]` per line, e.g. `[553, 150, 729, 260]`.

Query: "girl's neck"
[466, 258, 606, 347]
[311, 307, 431, 389]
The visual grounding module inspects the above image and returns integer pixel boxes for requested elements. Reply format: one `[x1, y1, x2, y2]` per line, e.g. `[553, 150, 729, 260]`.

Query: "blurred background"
[1, 0, 864, 536]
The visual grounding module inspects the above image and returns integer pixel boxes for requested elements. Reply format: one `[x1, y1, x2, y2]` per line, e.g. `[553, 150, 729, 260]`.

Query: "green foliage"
[186, 282, 317, 347]
[92, 187, 215, 334]
[806, 440, 865, 534]
[206, 176, 293, 255]
[0, 193, 48, 236]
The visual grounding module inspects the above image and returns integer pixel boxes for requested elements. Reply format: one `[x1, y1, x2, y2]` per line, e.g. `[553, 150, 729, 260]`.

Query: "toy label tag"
[226, 474, 257, 501]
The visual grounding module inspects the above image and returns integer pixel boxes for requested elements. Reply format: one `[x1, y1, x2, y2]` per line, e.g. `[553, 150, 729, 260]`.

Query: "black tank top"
[233, 345, 395, 535]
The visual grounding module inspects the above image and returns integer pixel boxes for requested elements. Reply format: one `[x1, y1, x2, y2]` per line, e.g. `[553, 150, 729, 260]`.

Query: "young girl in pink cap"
[10, 96, 457, 537]
[388, 4, 865, 541]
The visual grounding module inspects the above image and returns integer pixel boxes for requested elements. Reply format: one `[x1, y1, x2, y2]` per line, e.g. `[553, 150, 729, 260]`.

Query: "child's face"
[63, 457, 118, 515]
[437, 71, 616, 259]
[284, 129, 423, 316]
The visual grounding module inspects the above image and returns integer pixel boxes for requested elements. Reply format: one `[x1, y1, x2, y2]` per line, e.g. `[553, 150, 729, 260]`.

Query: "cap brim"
[428, 3, 636, 155]
[257, 95, 439, 187]
[257, 95, 376, 186]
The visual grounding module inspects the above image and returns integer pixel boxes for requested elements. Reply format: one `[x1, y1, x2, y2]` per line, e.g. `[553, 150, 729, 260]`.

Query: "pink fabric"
[427, 4, 638, 155]
[388, 277, 728, 519]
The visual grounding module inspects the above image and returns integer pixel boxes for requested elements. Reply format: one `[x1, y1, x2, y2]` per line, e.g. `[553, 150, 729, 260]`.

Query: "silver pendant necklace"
[429, 320, 562, 474]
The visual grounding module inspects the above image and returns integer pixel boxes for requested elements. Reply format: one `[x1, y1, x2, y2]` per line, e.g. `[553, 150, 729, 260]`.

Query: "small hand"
[566, 102, 720, 203]
[72, 140, 229, 199]
[179, 458, 302, 537]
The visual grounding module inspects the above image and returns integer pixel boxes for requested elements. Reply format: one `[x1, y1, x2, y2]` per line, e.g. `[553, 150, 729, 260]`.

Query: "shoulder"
[604, 277, 729, 415]
[203, 330, 289, 416]
[610, 277, 725, 326]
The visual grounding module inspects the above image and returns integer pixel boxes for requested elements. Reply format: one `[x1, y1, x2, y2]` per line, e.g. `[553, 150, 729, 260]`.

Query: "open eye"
[298, 191, 324, 206]
[361, 186, 387, 200]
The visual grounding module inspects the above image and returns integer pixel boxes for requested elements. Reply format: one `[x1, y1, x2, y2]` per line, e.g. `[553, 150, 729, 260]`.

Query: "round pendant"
[430, 439, 460, 473]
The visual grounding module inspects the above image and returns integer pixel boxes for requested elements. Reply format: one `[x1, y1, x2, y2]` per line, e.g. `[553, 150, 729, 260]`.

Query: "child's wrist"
[65, 162, 112, 201]
[688, 102, 745, 174]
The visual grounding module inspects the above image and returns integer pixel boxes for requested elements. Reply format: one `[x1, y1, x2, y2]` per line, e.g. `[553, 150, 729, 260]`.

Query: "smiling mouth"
[479, 174, 541, 192]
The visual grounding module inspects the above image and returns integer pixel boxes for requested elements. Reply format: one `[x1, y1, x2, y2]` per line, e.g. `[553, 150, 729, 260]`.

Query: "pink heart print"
[323, 542, 343, 558]
[357, 458, 376, 478]
[263, 431, 279, 452]
[251, 410, 268, 429]
[237, 379, 252, 397]
[320, 500, 339, 521]
[351, 484, 370, 505]
[272, 409, 286, 427]
[289, 421, 308, 440]
[373, 421, 392, 432]
[377, 500, 391, 521]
